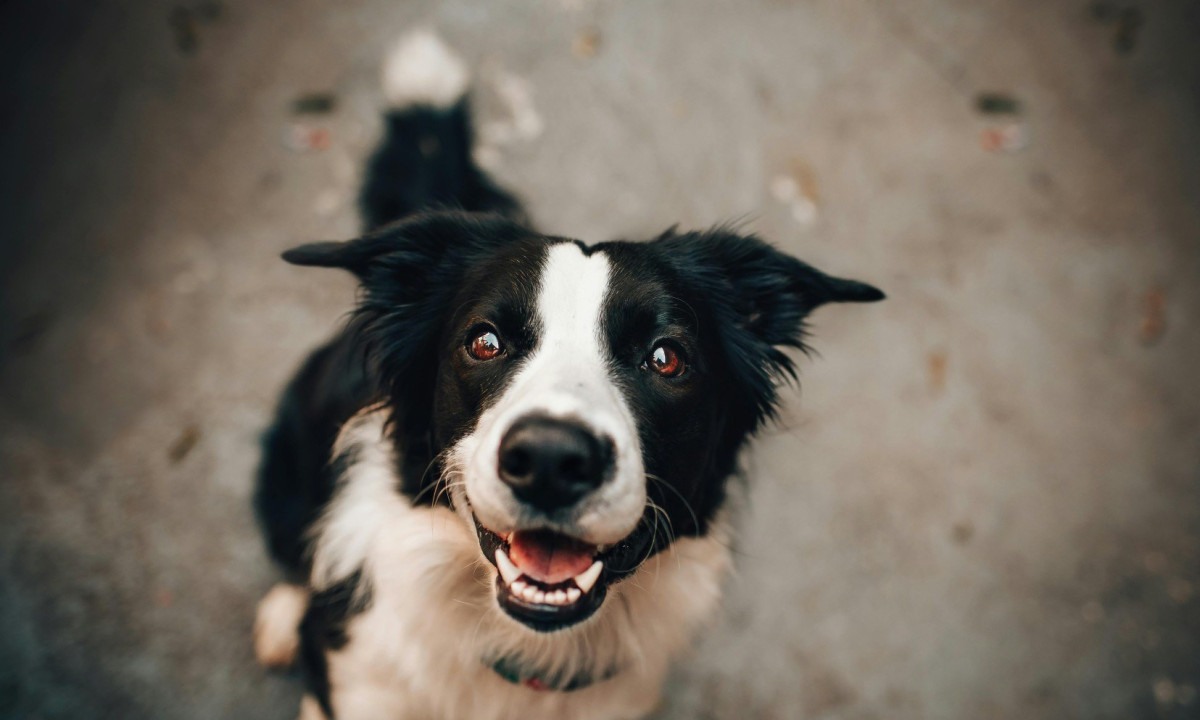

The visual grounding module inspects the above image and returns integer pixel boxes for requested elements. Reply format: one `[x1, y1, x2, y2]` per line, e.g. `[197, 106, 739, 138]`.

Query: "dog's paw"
[254, 582, 309, 669]
[297, 694, 326, 720]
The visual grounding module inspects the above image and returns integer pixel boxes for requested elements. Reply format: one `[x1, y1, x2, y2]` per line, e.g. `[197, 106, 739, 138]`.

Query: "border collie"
[252, 30, 883, 720]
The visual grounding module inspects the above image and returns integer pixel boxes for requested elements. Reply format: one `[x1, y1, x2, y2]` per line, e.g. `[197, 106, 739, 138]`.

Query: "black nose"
[497, 416, 613, 512]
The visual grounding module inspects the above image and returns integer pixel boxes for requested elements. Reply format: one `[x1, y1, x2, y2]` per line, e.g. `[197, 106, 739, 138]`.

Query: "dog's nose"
[497, 416, 612, 512]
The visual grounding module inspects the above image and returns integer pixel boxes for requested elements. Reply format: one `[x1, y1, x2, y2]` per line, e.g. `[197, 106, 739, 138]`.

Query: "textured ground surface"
[1, 1, 1198, 718]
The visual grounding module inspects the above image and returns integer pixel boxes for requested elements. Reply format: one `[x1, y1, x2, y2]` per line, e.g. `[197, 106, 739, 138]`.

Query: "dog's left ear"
[655, 227, 883, 340]
[654, 228, 883, 424]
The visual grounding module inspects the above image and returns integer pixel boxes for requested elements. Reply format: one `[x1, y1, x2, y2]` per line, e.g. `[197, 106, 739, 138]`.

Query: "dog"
[252, 30, 883, 720]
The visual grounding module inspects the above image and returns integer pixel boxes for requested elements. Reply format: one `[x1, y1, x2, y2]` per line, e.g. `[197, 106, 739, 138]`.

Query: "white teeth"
[507, 583, 584, 606]
[574, 561, 603, 594]
[495, 549, 521, 585]
[499, 554, 600, 605]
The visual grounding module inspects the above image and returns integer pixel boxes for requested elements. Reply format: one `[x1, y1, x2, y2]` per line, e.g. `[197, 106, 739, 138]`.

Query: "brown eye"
[467, 328, 504, 361]
[646, 343, 686, 378]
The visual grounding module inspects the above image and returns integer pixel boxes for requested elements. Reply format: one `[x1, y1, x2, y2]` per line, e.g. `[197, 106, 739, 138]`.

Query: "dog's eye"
[643, 342, 686, 378]
[467, 327, 505, 361]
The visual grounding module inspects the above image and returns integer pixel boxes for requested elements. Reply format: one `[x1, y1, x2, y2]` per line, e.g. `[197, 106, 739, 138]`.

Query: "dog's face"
[285, 212, 882, 632]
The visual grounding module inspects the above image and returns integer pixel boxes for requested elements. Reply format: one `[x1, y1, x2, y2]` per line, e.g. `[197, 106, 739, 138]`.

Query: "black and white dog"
[253, 30, 883, 720]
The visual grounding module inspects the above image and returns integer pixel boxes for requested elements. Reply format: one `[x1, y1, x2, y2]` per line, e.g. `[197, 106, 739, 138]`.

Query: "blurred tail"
[358, 30, 524, 231]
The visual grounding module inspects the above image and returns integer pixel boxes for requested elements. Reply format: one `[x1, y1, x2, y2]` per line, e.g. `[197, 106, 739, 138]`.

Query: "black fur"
[359, 102, 524, 231]
[298, 571, 371, 718]
[255, 332, 378, 576]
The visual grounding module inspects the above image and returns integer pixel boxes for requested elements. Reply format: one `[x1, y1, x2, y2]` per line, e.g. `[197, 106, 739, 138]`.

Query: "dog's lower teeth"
[505, 575, 589, 606]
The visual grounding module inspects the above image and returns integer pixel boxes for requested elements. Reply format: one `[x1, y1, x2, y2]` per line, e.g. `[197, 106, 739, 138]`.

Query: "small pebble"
[169, 425, 201, 464]
[1153, 678, 1176, 705]
[1138, 288, 1166, 346]
[981, 123, 1029, 154]
[572, 27, 602, 59]
[976, 92, 1021, 115]
[292, 92, 337, 115]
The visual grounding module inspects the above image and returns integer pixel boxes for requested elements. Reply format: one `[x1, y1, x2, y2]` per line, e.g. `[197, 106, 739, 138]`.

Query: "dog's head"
[285, 211, 883, 632]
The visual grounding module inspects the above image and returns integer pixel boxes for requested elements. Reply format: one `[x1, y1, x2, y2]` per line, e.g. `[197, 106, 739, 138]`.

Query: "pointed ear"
[281, 237, 395, 278]
[281, 211, 522, 280]
[655, 228, 883, 344]
[654, 228, 883, 424]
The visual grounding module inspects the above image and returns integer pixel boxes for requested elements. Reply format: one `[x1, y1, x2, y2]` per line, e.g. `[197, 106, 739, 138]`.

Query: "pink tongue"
[508, 530, 596, 584]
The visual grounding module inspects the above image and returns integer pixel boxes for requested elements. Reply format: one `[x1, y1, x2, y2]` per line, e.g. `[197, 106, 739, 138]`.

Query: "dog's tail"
[359, 30, 523, 230]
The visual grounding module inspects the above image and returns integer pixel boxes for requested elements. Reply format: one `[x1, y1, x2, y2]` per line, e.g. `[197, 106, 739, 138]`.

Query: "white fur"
[456, 243, 647, 544]
[297, 695, 325, 720]
[303, 410, 732, 720]
[254, 582, 310, 668]
[381, 29, 470, 110]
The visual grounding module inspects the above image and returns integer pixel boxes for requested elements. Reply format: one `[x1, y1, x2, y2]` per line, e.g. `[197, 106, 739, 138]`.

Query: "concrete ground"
[1, 0, 1198, 718]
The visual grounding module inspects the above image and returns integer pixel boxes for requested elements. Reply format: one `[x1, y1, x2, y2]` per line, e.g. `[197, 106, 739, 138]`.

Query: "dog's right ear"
[282, 211, 528, 283]
[281, 211, 531, 412]
[282, 236, 395, 279]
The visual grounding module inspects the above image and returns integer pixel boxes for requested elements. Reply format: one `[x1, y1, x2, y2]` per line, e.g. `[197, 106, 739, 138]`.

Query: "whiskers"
[409, 448, 467, 509]
[622, 473, 703, 580]
[645, 473, 700, 535]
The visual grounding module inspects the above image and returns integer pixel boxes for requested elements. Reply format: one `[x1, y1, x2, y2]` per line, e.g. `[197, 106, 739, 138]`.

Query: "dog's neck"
[487, 653, 621, 692]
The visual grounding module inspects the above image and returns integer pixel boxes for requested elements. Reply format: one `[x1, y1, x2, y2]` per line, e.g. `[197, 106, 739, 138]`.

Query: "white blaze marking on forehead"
[537, 242, 611, 365]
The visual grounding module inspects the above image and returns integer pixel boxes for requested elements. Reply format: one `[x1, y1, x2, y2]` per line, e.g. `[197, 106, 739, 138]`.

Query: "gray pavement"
[1, 1, 1197, 718]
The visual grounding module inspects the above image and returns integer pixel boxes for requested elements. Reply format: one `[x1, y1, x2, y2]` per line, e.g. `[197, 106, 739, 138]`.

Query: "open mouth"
[474, 518, 653, 632]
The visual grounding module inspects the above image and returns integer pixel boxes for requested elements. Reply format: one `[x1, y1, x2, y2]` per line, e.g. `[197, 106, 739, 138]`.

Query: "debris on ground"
[1154, 678, 1177, 705]
[927, 350, 948, 394]
[9, 310, 55, 355]
[1138, 287, 1166, 346]
[980, 123, 1029, 154]
[975, 92, 1021, 115]
[169, 2, 223, 55]
[475, 65, 545, 168]
[480, 67, 545, 146]
[1090, 2, 1144, 55]
[291, 92, 337, 115]
[573, 27, 602, 59]
[769, 159, 821, 226]
[282, 123, 332, 152]
[314, 189, 343, 218]
[975, 91, 1029, 154]
[168, 424, 201, 464]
